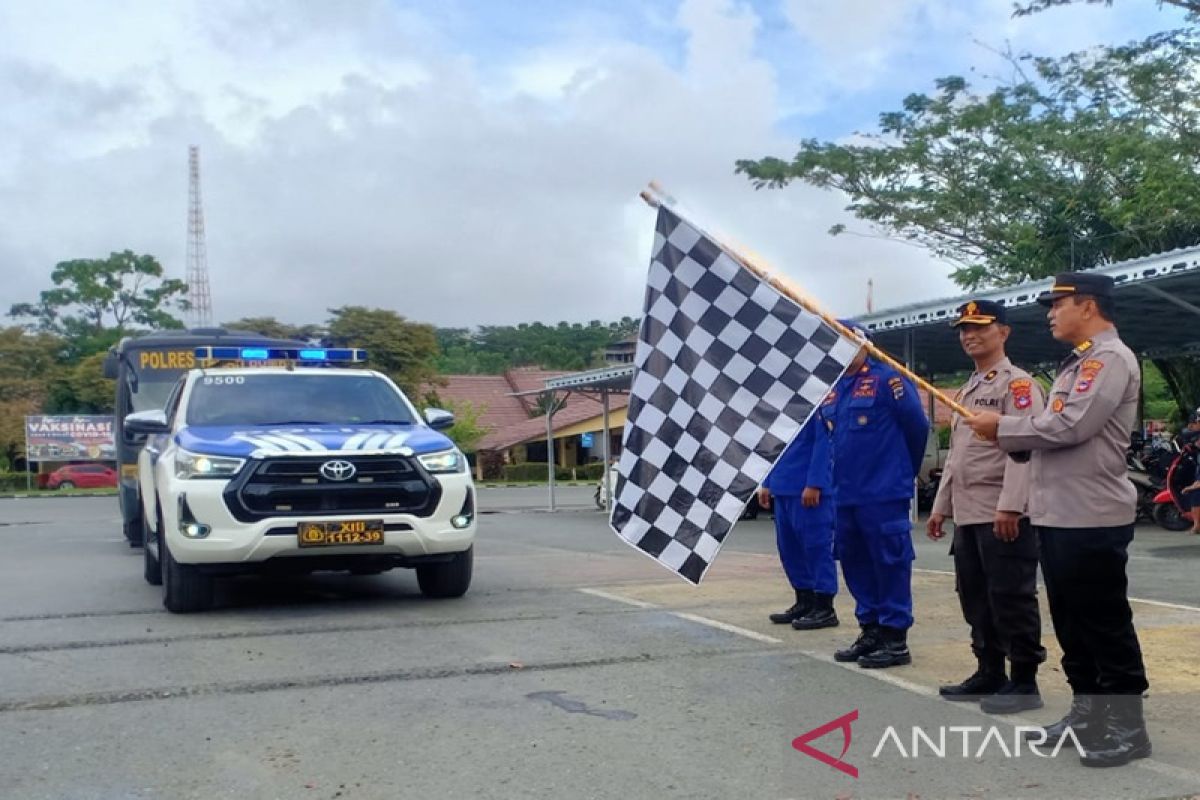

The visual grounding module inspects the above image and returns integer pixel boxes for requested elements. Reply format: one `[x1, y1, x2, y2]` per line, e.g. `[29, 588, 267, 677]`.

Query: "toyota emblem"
[320, 459, 357, 481]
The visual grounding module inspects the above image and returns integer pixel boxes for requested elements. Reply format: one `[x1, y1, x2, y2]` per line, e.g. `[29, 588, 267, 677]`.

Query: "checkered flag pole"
[609, 195, 862, 584]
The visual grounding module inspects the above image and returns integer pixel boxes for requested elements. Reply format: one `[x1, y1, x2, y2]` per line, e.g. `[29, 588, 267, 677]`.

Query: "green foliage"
[738, 24, 1200, 415]
[435, 399, 492, 453]
[9, 251, 189, 345]
[499, 462, 596, 482]
[324, 306, 442, 399]
[44, 352, 115, 414]
[220, 316, 323, 341]
[0, 472, 33, 492]
[736, 31, 1200, 289]
[936, 425, 952, 449]
[1013, 0, 1200, 18]
[434, 317, 640, 374]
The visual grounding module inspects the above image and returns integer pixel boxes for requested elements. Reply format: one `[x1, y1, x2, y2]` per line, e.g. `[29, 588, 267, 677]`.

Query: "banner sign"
[24, 415, 116, 461]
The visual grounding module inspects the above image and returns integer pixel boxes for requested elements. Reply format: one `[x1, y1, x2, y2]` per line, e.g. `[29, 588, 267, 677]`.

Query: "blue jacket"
[763, 417, 832, 497]
[819, 358, 929, 506]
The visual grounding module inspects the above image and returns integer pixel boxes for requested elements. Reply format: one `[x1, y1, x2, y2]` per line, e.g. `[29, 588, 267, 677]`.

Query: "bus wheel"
[124, 515, 144, 548]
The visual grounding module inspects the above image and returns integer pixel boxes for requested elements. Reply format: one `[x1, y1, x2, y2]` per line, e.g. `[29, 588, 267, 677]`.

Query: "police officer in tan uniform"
[927, 300, 1047, 714]
[965, 272, 1150, 769]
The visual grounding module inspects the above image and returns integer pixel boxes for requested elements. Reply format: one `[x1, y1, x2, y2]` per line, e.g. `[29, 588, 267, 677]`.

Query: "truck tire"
[143, 513, 162, 586]
[161, 533, 215, 613]
[416, 547, 473, 598]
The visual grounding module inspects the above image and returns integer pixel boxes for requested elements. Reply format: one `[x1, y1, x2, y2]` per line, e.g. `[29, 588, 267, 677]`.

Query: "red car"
[46, 464, 118, 490]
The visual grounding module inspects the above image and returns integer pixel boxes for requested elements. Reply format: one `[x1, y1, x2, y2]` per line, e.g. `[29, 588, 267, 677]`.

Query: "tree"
[436, 399, 492, 453]
[736, 28, 1200, 413]
[9, 251, 189, 358]
[1013, 0, 1200, 17]
[0, 327, 63, 467]
[220, 316, 324, 341]
[324, 306, 441, 398]
[44, 353, 115, 414]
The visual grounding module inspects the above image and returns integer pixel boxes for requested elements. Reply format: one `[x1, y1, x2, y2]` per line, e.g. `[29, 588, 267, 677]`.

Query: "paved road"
[0, 493, 1198, 800]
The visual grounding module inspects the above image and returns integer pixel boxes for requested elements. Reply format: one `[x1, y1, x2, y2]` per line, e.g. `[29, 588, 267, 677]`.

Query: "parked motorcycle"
[1150, 445, 1198, 532]
[1127, 450, 1165, 524]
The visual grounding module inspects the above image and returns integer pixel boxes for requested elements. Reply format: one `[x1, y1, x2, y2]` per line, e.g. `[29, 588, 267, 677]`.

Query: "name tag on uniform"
[853, 378, 877, 398]
[973, 397, 999, 408]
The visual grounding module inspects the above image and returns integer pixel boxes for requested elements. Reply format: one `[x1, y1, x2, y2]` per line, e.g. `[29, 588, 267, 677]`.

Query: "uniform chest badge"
[1052, 397, 1065, 413]
[887, 376, 905, 399]
[853, 378, 877, 398]
[1009, 378, 1033, 410]
[983, 369, 998, 382]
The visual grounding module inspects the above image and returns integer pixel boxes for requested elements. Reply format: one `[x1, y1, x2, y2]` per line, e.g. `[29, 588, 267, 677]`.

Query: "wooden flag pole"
[639, 184, 973, 419]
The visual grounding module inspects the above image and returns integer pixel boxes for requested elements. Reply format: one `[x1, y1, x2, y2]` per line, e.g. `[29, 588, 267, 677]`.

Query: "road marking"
[578, 587, 659, 609]
[580, 583, 1200, 787]
[670, 612, 783, 645]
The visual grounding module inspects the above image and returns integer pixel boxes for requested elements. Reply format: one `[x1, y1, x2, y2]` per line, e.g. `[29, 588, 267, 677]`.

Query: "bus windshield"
[124, 347, 199, 413]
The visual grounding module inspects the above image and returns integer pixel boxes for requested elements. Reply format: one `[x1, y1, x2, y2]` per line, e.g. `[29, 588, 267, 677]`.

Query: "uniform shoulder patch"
[1009, 378, 1034, 410]
[1076, 359, 1104, 393]
[887, 375, 904, 399]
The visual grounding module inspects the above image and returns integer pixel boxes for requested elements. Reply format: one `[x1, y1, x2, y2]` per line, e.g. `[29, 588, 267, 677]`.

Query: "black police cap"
[950, 299, 1006, 327]
[1036, 272, 1115, 307]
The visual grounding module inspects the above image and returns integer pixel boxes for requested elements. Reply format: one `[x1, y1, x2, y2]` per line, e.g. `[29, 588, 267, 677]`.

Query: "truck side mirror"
[423, 408, 455, 431]
[124, 410, 170, 435]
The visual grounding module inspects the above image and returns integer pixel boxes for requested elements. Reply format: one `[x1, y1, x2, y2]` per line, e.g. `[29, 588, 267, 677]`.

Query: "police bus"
[103, 328, 308, 545]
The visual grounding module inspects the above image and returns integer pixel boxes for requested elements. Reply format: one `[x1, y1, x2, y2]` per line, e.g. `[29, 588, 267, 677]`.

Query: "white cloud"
[21, 0, 1179, 333]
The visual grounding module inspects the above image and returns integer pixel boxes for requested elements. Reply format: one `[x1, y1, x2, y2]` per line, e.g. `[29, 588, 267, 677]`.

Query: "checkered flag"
[610, 205, 860, 583]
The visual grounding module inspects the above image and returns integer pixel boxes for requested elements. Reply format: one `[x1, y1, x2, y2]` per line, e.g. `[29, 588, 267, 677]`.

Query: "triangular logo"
[792, 709, 858, 778]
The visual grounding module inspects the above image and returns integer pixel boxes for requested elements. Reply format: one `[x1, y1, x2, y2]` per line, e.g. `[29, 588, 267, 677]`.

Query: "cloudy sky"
[0, 0, 1187, 330]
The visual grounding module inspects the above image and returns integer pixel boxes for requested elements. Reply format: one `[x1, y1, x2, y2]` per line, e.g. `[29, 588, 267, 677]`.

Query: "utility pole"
[186, 145, 214, 328]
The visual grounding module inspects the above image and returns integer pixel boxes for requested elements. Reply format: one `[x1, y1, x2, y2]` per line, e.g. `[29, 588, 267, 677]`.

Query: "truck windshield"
[186, 374, 417, 427]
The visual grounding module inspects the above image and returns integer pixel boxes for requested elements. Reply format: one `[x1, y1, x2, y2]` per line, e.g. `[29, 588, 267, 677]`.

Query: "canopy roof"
[859, 246, 1200, 377]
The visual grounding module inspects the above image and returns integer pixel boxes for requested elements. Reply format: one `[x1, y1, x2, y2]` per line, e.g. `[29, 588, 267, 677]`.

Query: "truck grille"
[223, 456, 442, 521]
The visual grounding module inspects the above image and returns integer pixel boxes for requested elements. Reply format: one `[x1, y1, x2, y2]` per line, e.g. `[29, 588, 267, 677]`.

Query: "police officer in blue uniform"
[821, 320, 930, 668]
[758, 415, 838, 630]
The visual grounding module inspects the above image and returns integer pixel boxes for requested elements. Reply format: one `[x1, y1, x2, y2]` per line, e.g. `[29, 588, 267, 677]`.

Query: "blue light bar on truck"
[193, 346, 368, 363]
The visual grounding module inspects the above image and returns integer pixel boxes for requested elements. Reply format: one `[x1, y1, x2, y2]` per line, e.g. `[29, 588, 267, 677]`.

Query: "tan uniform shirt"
[996, 328, 1139, 528]
[932, 358, 1043, 525]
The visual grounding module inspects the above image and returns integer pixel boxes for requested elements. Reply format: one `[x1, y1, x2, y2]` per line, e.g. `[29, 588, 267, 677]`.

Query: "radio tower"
[186, 145, 214, 328]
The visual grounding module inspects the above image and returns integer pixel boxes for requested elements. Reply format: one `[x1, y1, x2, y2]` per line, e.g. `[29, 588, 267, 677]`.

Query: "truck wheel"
[143, 513, 162, 586]
[1153, 502, 1192, 532]
[161, 533, 214, 613]
[416, 547, 473, 598]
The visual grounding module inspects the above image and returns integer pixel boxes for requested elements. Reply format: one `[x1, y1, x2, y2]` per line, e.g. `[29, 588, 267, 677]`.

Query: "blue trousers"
[835, 501, 914, 629]
[774, 495, 837, 596]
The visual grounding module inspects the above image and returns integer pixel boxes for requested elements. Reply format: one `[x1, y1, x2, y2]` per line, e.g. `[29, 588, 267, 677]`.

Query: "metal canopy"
[543, 364, 635, 392]
[860, 245, 1200, 377]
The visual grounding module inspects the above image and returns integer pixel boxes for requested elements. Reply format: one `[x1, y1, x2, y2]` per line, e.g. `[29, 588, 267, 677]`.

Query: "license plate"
[297, 519, 385, 547]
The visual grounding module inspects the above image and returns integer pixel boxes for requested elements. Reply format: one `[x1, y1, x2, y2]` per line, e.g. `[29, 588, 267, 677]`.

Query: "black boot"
[1080, 695, 1153, 768]
[769, 589, 812, 624]
[1025, 695, 1104, 748]
[834, 624, 880, 662]
[857, 626, 912, 669]
[939, 655, 1006, 702]
[980, 663, 1044, 714]
[792, 593, 839, 630]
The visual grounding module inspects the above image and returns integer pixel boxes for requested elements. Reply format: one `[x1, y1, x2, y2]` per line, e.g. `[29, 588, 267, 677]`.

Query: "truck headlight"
[417, 449, 466, 474]
[174, 449, 245, 480]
